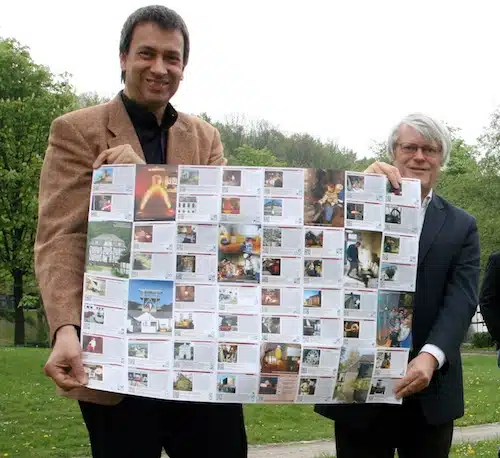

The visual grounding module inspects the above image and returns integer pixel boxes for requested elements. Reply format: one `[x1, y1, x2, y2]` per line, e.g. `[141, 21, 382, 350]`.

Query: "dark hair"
[119, 5, 190, 82]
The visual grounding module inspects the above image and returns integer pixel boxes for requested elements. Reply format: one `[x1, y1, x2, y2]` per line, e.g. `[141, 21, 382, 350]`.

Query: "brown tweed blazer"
[35, 94, 226, 405]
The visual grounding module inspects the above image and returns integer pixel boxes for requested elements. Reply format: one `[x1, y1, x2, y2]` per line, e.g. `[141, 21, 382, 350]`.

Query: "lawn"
[318, 440, 500, 457]
[1, 348, 500, 458]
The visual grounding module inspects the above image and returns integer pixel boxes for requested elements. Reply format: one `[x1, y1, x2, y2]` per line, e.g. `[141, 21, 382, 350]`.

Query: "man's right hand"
[93, 144, 145, 169]
[364, 161, 402, 189]
[44, 325, 88, 390]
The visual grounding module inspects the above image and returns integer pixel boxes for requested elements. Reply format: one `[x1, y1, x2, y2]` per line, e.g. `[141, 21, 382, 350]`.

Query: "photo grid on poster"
[81, 164, 420, 405]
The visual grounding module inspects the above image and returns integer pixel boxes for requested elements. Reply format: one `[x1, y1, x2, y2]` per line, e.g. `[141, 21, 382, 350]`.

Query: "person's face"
[393, 125, 442, 195]
[120, 22, 184, 112]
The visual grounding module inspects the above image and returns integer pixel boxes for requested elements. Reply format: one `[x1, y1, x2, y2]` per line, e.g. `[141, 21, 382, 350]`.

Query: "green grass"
[1, 348, 500, 457]
[0, 313, 41, 346]
[317, 440, 500, 457]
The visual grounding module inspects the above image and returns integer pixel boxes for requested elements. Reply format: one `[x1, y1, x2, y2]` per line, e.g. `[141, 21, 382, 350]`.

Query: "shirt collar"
[422, 189, 433, 209]
[120, 90, 178, 131]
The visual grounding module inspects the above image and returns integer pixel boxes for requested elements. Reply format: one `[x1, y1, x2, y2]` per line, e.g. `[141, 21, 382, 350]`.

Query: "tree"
[0, 38, 76, 345]
[76, 91, 110, 109]
[228, 145, 286, 167]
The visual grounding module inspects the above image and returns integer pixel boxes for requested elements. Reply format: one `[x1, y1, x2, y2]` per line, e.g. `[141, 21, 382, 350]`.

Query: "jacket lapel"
[106, 95, 145, 161]
[166, 114, 196, 165]
[418, 195, 446, 266]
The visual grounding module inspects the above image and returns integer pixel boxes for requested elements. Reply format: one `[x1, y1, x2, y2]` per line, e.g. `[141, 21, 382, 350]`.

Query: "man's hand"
[364, 161, 402, 189]
[394, 352, 437, 399]
[93, 144, 145, 168]
[44, 325, 88, 391]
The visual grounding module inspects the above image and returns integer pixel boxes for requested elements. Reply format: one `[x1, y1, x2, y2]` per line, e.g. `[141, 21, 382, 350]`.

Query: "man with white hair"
[315, 113, 480, 458]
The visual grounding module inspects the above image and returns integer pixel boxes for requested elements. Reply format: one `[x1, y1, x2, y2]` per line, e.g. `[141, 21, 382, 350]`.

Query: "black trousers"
[80, 397, 247, 458]
[334, 399, 454, 458]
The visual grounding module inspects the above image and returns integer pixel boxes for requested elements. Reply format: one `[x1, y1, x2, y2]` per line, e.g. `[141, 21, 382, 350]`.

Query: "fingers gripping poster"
[82, 164, 420, 404]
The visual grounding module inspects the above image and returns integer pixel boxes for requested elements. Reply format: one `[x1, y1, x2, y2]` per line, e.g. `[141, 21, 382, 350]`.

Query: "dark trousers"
[334, 399, 453, 458]
[80, 397, 247, 458]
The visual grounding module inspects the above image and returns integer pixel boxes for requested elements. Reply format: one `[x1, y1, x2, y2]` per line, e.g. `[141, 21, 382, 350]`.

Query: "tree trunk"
[36, 298, 48, 345]
[13, 268, 25, 346]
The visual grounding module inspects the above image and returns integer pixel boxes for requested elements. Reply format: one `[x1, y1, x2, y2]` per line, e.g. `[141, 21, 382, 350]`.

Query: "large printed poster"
[82, 165, 421, 405]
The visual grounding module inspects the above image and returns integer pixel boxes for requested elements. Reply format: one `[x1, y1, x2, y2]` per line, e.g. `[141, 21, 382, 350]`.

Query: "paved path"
[245, 423, 500, 458]
[78, 422, 500, 458]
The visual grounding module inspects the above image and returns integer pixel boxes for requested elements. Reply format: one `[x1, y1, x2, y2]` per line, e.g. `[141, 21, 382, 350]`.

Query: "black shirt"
[120, 91, 178, 164]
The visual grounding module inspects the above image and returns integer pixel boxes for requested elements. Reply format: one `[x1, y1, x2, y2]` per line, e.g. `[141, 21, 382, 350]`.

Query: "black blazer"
[479, 252, 500, 348]
[315, 194, 480, 426]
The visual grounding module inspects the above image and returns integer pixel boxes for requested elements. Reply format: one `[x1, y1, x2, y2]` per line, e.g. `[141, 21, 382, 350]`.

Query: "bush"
[471, 332, 494, 348]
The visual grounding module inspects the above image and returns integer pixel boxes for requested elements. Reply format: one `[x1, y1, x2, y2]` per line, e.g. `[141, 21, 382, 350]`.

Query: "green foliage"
[75, 91, 110, 109]
[228, 144, 286, 167]
[211, 115, 364, 170]
[0, 38, 76, 344]
[471, 332, 494, 349]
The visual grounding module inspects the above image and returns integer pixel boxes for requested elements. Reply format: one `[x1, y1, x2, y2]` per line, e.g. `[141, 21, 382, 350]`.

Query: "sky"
[2, 0, 500, 157]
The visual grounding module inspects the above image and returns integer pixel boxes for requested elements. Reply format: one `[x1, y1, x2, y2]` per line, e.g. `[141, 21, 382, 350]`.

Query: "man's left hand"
[394, 352, 437, 399]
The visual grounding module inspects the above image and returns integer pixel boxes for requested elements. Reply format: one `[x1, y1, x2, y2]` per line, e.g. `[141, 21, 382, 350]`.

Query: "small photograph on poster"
[345, 173, 385, 203]
[345, 201, 384, 231]
[343, 289, 377, 319]
[218, 285, 260, 313]
[262, 256, 302, 286]
[221, 197, 241, 215]
[180, 168, 200, 186]
[221, 196, 262, 224]
[134, 222, 176, 253]
[90, 193, 134, 222]
[264, 198, 283, 217]
[131, 251, 175, 280]
[176, 224, 218, 254]
[179, 166, 220, 194]
[263, 226, 303, 256]
[333, 344, 375, 404]
[264, 170, 283, 188]
[303, 288, 343, 317]
[82, 334, 104, 354]
[176, 255, 196, 273]
[343, 229, 382, 289]
[93, 167, 114, 185]
[380, 262, 417, 291]
[134, 225, 153, 243]
[127, 279, 173, 338]
[85, 221, 132, 278]
[134, 165, 177, 221]
[92, 165, 135, 194]
[260, 342, 301, 374]
[133, 222, 176, 252]
[377, 291, 414, 348]
[222, 167, 263, 196]
[386, 177, 421, 207]
[384, 205, 419, 235]
[174, 310, 216, 339]
[374, 349, 409, 378]
[304, 169, 345, 227]
[264, 168, 304, 198]
[346, 174, 365, 192]
[261, 288, 280, 307]
[218, 224, 261, 284]
[223, 170, 242, 187]
[366, 377, 400, 404]
[175, 253, 217, 283]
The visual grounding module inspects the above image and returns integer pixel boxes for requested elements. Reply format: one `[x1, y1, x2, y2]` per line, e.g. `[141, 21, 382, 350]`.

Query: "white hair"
[387, 113, 452, 166]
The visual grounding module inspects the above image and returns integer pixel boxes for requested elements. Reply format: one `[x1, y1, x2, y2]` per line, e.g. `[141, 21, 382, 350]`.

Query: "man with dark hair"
[35, 5, 247, 458]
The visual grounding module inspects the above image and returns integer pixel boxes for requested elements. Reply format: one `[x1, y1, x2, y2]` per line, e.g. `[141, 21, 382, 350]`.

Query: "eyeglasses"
[397, 143, 441, 158]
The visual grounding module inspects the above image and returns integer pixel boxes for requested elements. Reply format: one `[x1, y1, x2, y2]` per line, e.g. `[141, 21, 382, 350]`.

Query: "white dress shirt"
[418, 189, 446, 369]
